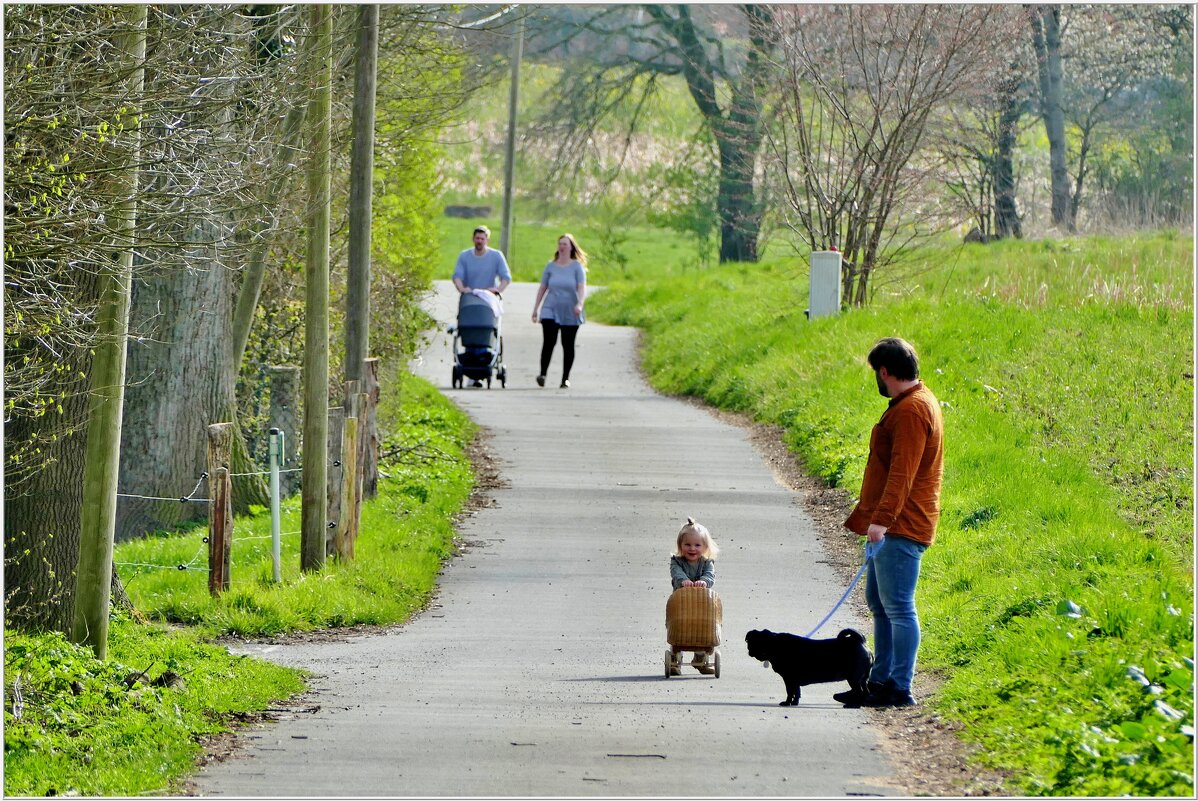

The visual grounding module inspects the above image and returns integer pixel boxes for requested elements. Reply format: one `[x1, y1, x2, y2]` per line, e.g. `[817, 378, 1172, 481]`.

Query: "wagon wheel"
[713, 651, 721, 679]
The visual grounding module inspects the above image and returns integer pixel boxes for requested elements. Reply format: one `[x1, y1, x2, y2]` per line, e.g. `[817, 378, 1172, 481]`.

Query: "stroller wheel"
[713, 651, 721, 679]
[664, 648, 673, 678]
[452, 366, 461, 389]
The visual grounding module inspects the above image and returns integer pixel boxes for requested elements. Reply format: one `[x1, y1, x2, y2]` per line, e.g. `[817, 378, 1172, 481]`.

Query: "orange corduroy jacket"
[844, 382, 944, 546]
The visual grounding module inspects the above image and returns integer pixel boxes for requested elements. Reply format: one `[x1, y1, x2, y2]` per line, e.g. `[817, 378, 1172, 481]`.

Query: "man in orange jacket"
[837, 337, 944, 708]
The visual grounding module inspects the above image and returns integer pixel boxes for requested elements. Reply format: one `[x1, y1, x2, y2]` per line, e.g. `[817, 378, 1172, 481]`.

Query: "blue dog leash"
[804, 539, 883, 638]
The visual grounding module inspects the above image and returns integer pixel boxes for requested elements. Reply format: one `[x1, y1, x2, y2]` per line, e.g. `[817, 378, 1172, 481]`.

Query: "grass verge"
[587, 231, 1194, 796]
[3, 370, 476, 795]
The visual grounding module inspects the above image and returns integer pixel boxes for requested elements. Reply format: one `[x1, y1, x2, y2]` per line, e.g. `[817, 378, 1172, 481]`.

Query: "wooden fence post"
[207, 423, 234, 595]
[334, 382, 361, 561]
[360, 357, 380, 499]
[325, 407, 344, 558]
[268, 365, 301, 496]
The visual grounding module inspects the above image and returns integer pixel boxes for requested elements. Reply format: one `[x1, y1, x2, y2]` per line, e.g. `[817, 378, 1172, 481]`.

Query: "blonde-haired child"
[668, 517, 719, 674]
[670, 517, 718, 590]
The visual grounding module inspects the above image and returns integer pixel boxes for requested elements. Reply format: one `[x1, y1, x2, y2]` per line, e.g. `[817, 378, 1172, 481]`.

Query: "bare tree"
[939, 47, 1038, 241]
[1059, 5, 1180, 230]
[1028, 4, 1071, 229]
[5, 5, 307, 629]
[5, 5, 156, 630]
[526, 4, 774, 263]
[767, 5, 1020, 305]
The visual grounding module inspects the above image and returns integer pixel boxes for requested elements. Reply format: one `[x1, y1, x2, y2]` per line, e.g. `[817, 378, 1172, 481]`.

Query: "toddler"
[670, 517, 718, 590]
[668, 517, 719, 673]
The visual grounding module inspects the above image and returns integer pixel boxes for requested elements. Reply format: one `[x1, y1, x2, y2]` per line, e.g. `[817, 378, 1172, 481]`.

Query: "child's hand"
[681, 580, 695, 587]
[693, 580, 707, 588]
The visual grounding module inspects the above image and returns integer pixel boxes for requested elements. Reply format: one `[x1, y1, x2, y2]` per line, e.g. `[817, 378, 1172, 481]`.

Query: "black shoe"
[560, 379, 570, 389]
[471, 380, 483, 388]
[854, 680, 917, 708]
[536, 375, 545, 387]
[833, 681, 886, 706]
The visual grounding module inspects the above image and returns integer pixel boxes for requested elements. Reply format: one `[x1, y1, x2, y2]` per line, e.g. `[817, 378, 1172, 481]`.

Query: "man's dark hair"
[473, 225, 490, 237]
[868, 337, 920, 381]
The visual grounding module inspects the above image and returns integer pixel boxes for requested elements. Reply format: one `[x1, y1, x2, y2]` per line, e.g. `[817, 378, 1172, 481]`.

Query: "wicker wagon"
[664, 586, 723, 678]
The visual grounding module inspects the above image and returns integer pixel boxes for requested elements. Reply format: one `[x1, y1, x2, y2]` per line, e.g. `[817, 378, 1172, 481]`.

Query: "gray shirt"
[670, 555, 715, 590]
[537, 260, 587, 325]
[453, 248, 511, 292]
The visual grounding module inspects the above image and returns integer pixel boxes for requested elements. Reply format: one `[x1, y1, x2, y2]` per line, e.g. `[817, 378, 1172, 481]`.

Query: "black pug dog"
[745, 628, 872, 706]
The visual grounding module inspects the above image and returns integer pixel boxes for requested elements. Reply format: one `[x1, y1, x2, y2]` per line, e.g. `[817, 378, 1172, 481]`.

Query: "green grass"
[3, 618, 305, 796]
[437, 202, 710, 286]
[116, 370, 474, 635]
[587, 231, 1194, 796]
[3, 369, 477, 795]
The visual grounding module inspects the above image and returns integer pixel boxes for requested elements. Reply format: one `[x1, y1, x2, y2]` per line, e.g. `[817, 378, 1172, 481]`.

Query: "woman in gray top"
[530, 234, 588, 388]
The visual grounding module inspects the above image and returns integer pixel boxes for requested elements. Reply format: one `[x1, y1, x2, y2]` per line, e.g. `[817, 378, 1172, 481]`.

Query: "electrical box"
[808, 250, 842, 319]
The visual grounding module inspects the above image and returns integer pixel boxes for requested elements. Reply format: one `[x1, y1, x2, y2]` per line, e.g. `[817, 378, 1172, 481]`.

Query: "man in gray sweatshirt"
[453, 225, 511, 300]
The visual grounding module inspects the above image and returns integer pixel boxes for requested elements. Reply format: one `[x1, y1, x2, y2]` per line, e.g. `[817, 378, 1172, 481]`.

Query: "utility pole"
[301, 3, 332, 573]
[72, 4, 147, 659]
[500, 13, 524, 260]
[346, 4, 378, 385]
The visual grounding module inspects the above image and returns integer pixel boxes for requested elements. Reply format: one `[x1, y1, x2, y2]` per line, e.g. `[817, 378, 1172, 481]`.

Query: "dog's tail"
[836, 628, 865, 644]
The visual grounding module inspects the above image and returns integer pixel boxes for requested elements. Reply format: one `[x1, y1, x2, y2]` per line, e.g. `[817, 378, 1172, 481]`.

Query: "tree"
[5, 5, 308, 629]
[939, 48, 1037, 241]
[5, 5, 163, 630]
[1028, 4, 1071, 229]
[767, 5, 1019, 305]
[527, 4, 774, 263]
[1058, 5, 1181, 229]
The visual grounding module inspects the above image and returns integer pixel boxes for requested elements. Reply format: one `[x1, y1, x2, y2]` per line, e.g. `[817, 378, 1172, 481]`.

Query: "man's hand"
[867, 524, 887, 543]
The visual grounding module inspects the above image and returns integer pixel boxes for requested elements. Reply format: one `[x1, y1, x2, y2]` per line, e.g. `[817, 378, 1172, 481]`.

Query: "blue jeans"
[864, 535, 927, 692]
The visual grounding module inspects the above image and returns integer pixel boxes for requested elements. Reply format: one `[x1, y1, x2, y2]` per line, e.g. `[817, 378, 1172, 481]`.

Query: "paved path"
[194, 282, 897, 797]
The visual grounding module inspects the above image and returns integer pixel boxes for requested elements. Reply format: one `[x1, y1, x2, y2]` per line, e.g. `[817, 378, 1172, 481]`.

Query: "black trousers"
[539, 320, 579, 380]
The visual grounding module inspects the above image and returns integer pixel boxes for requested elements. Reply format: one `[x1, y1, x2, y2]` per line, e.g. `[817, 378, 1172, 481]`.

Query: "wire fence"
[113, 461, 304, 578]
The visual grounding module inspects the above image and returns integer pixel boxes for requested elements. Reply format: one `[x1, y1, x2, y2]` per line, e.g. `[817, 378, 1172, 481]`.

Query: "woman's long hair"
[555, 233, 588, 266]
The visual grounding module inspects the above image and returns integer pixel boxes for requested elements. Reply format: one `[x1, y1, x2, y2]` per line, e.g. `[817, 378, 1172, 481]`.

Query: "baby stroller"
[448, 292, 506, 389]
[664, 586, 722, 678]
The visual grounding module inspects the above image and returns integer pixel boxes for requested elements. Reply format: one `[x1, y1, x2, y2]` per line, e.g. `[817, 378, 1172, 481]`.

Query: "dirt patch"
[692, 399, 1011, 797]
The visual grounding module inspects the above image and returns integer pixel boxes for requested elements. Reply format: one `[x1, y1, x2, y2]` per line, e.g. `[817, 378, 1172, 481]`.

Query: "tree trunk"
[118, 222, 268, 542]
[1029, 5, 1070, 228]
[3, 340, 95, 632]
[993, 73, 1024, 239]
[73, 3, 147, 659]
[715, 131, 761, 263]
[300, 3, 332, 573]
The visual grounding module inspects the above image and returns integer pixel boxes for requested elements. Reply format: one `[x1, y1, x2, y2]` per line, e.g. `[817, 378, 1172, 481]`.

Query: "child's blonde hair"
[675, 517, 719, 559]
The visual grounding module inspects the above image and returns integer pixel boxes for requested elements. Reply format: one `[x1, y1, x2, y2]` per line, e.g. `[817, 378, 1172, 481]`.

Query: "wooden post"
[325, 407, 344, 558]
[360, 357, 380, 499]
[71, 4, 147, 659]
[335, 382, 361, 561]
[300, 3, 332, 574]
[207, 423, 234, 595]
[268, 365, 301, 496]
[345, 4, 378, 388]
